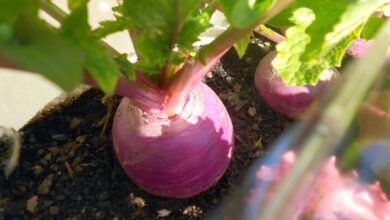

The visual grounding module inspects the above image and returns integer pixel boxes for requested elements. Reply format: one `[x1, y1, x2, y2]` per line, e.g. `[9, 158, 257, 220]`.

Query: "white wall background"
[0, 0, 133, 129]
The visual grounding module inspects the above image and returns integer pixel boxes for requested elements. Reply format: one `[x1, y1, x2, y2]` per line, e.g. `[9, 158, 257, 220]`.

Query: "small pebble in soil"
[248, 107, 257, 117]
[226, 76, 234, 84]
[182, 205, 203, 217]
[49, 205, 60, 215]
[44, 153, 52, 161]
[48, 147, 60, 156]
[37, 174, 54, 195]
[52, 134, 67, 142]
[26, 195, 38, 213]
[75, 135, 87, 144]
[129, 193, 146, 208]
[232, 84, 241, 93]
[253, 138, 263, 149]
[234, 101, 245, 111]
[219, 69, 228, 78]
[69, 117, 82, 129]
[226, 92, 240, 106]
[157, 209, 171, 218]
[32, 165, 43, 176]
[50, 164, 59, 172]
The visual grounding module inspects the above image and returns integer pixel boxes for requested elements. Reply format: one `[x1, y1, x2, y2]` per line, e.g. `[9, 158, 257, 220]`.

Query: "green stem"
[37, 0, 165, 110]
[39, 0, 67, 22]
[39, 0, 120, 55]
[255, 26, 285, 44]
[164, 0, 295, 114]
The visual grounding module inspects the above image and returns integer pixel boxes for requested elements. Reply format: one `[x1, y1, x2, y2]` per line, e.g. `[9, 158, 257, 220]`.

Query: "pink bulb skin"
[255, 151, 390, 219]
[112, 83, 234, 198]
[347, 39, 374, 59]
[254, 52, 338, 118]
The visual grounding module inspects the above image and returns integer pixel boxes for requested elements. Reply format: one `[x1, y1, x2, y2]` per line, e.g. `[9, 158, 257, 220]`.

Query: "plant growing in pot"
[0, 0, 295, 198]
[1, 0, 389, 204]
[251, 1, 390, 118]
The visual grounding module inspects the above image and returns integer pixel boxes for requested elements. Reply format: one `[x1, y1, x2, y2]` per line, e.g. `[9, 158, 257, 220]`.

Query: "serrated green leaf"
[115, 54, 136, 81]
[178, 9, 211, 52]
[60, 1, 89, 41]
[320, 0, 385, 59]
[220, 0, 276, 28]
[233, 34, 251, 58]
[362, 16, 385, 40]
[273, 0, 386, 85]
[292, 27, 362, 84]
[272, 8, 315, 84]
[122, 0, 211, 80]
[61, 0, 120, 93]
[93, 16, 133, 39]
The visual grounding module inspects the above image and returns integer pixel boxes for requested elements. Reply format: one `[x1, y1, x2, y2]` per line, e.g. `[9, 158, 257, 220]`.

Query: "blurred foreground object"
[255, 151, 390, 219]
[211, 17, 390, 220]
[360, 141, 390, 183]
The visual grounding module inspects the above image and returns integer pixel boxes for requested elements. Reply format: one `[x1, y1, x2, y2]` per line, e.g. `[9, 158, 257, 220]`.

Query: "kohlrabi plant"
[0, 0, 293, 198]
[252, 0, 390, 118]
[1, 0, 389, 200]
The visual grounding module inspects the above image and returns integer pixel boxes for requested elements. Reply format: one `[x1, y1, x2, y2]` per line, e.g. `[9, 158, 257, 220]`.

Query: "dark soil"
[0, 41, 291, 219]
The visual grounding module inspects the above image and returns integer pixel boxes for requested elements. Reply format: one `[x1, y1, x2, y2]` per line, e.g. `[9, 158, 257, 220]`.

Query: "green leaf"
[82, 42, 120, 93]
[273, 0, 386, 85]
[0, 0, 38, 25]
[293, 26, 362, 84]
[115, 54, 136, 81]
[122, 0, 211, 79]
[61, 0, 120, 93]
[233, 34, 251, 58]
[0, 24, 12, 42]
[266, 5, 295, 27]
[0, 0, 38, 43]
[272, 8, 315, 84]
[220, 0, 276, 28]
[177, 8, 211, 53]
[61, 1, 89, 41]
[93, 16, 133, 39]
[0, 0, 84, 91]
[362, 16, 385, 40]
[0, 18, 84, 91]
[319, 0, 385, 59]
[68, 0, 88, 11]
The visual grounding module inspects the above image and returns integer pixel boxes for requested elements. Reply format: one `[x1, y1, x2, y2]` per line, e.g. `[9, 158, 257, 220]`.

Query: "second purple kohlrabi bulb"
[254, 52, 339, 118]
